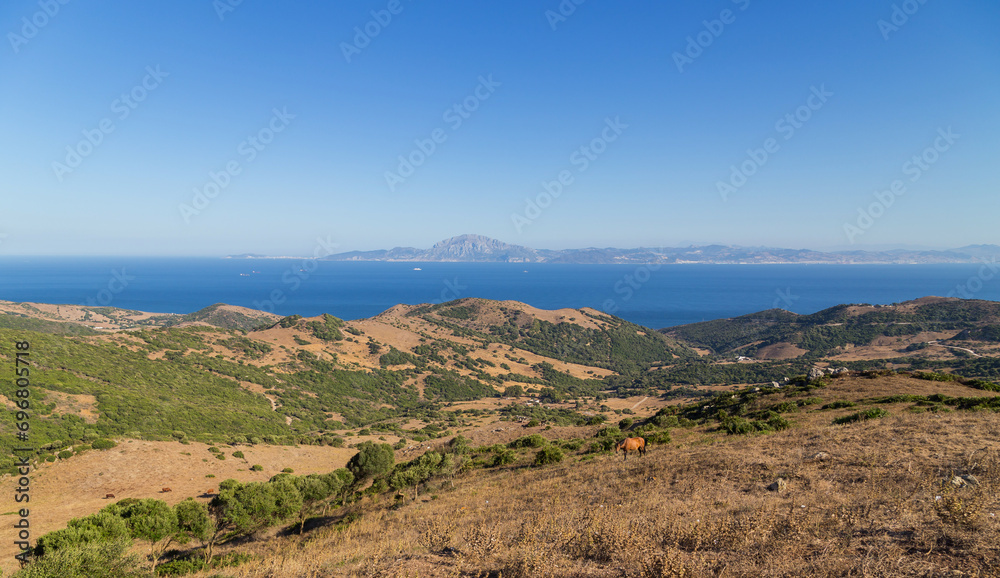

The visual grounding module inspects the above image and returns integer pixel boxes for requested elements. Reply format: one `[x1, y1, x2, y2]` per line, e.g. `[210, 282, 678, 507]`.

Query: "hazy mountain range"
[228, 234, 999, 265]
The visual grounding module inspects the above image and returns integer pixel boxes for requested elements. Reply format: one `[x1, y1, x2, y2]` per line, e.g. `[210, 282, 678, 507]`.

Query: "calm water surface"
[0, 257, 997, 329]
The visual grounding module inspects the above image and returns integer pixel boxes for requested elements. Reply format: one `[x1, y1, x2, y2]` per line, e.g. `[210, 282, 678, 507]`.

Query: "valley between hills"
[1, 296, 999, 576]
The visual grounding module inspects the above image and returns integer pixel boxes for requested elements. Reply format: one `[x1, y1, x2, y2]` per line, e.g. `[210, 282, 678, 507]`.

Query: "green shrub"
[250, 464, 263, 471]
[534, 446, 564, 466]
[379, 347, 416, 367]
[282, 468, 293, 473]
[644, 430, 671, 444]
[16, 539, 146, 578]
[348, 441, 395, 482]
[771, 401, 798, 413]
[649, 414, 679, 428]
[448, 435, 471, 454]
[833, 407, 890, 425]
[965, 379, 1000, 392]
[588, 438, 617, 453]
[721, 416, 756, 435]
[91, 439, 116, 450]
[58, 450, 73, 460]
[490, 450, 517, 467]
[34, 511, 130, 556]
[558, 439, 584, 451]
[232, 451, 245, 459]
[765, 411, 791, 431]
[508, 434, 547, 449]
[821, 400, 856, 410]
[156, 557, 204, 576]
[720, 412, 789, 435]
[524, 419, 540, 427]
[594, 426, 622, 439]
[875, 394, 927, 404]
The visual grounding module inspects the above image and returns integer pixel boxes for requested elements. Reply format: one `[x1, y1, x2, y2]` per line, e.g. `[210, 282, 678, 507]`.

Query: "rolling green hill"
[2, 296, 998, 477]
[4, 296, 1000, 577]
[663, 297, 1000, 358]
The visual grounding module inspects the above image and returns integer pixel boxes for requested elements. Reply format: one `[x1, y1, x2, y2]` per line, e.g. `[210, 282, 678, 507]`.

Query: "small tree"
[206, 478, 302, 563]
[111, 498, 177, 570]
[14, 539, 147, 578]
[174, 498, 213, 552]
[348, 441, 395, 485]
[293, 475, 334, 533]
[34, 511, 129, 557]
[205, 480, 244, 563]
[319, 468, 354, 515]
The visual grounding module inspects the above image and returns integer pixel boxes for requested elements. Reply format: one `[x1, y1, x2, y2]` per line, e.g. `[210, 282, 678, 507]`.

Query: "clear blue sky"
[2, 0, 998, 256]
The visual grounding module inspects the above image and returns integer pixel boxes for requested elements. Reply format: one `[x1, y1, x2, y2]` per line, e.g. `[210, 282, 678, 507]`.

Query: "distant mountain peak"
[428, 234, 532, 259]
[431, 233, 503, 248]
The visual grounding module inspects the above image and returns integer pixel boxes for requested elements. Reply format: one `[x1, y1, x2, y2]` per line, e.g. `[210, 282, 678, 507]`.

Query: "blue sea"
[0, 257, 998, 329]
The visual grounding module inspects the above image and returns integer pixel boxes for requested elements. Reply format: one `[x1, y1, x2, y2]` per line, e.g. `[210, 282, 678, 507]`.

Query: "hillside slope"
[10, 371, 998, 577]
[2, 297, 1000, 576]
[664, 296, 1000, 363]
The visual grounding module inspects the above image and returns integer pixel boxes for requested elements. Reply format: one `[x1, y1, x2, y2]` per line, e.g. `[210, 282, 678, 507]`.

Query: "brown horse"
[615, 437, 646, 460]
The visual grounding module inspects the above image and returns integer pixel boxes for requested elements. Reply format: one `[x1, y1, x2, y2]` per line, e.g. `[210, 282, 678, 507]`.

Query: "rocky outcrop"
[809, 366, 851, 380]
[767, 478, 788, 492]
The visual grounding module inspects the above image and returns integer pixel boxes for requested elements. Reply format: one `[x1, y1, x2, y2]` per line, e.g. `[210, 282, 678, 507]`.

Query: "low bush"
[558, 439, 584, 451]
[771, 401, 798, 413]
[508, 434, 547, 449]
[821, 400, 856, 410]
[490, 450, 517, 467]
[644, 430, 671, 445]
[91, 439, 116, 450]
[649, 414, 679, 428]
[833, 408, 890, 425]
[534, 446, 564, 466]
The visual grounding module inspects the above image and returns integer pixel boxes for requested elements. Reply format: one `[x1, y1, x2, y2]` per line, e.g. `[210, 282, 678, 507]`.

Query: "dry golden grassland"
[185, 376, 1000, 577]
[0, 441, 355, 575]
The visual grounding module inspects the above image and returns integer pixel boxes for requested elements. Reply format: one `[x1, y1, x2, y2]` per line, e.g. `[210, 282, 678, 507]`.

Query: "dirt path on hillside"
[927, 341, 981, 357]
